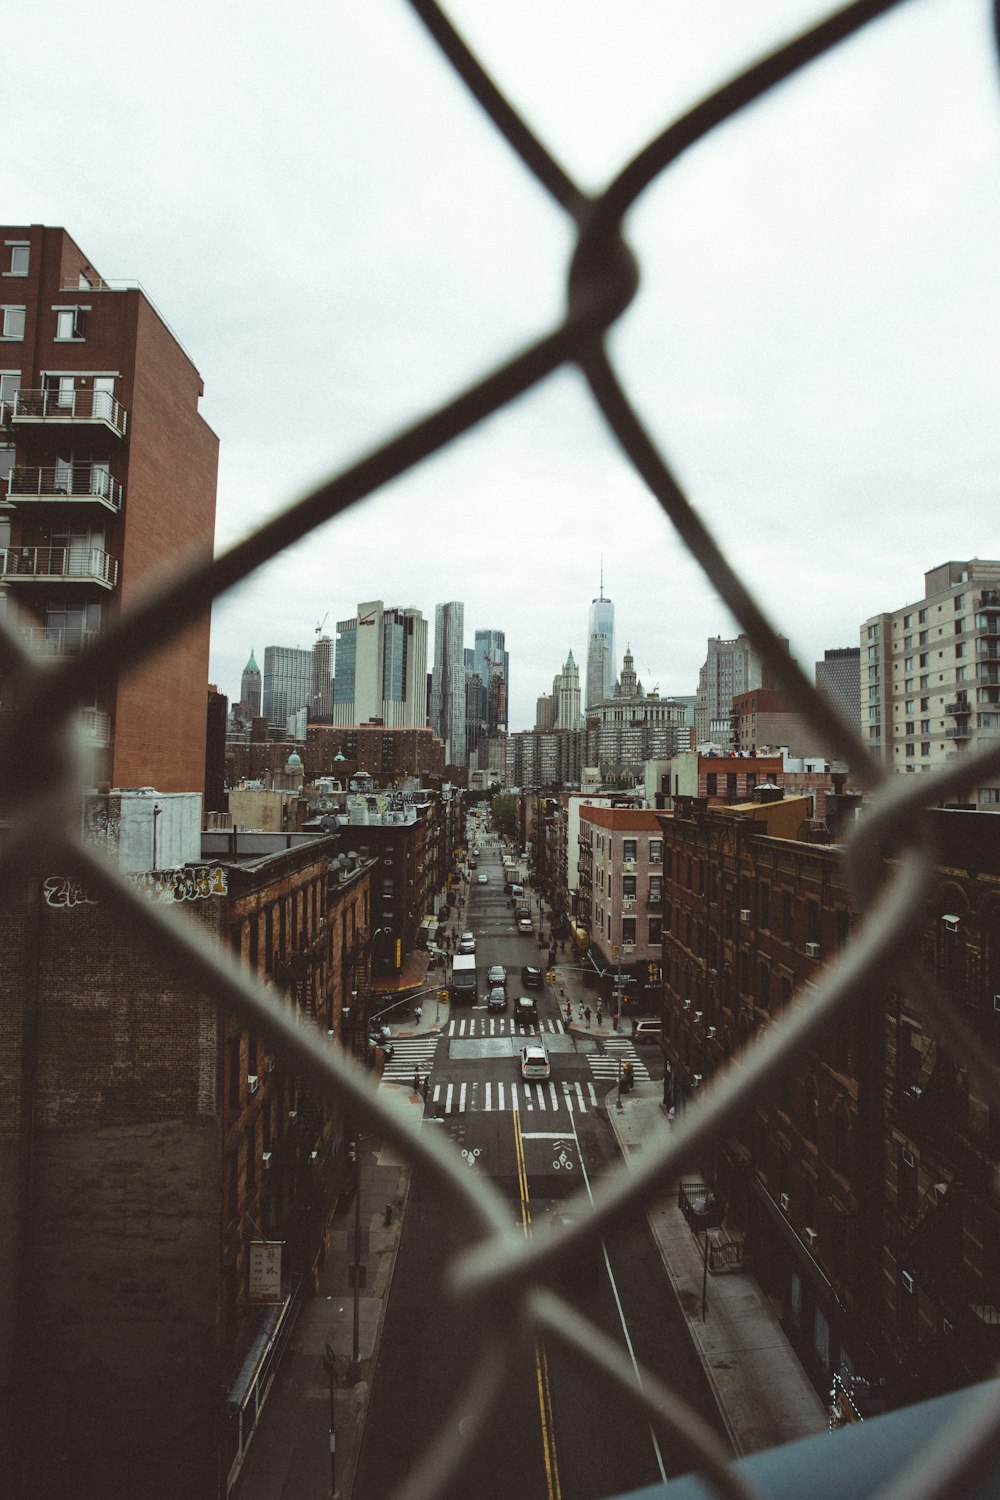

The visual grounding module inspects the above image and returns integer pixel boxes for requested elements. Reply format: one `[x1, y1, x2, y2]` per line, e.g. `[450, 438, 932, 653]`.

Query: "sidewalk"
[551, 956, 827, 1456]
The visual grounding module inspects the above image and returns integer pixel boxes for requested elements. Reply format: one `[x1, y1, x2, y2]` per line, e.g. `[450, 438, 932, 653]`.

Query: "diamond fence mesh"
[3, 3, 1000, 1498]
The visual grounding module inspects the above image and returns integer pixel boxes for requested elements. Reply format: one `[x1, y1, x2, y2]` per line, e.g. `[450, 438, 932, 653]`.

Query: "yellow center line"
[513, 1108, 561, 1500]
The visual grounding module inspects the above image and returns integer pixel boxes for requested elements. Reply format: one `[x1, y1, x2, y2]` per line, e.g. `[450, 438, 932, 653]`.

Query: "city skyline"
[7, 3, 998, 746]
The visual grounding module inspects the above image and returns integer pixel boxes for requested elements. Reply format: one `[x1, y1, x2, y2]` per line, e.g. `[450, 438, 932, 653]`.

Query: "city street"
[354, 834, 723, 1499]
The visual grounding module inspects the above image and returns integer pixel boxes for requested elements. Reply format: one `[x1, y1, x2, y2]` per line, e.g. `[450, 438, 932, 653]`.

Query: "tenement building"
[658, 796, 1000, 1416]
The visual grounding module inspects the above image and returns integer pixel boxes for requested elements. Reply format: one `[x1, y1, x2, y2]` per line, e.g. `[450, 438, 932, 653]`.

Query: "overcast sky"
[5, 1, 1000, 732]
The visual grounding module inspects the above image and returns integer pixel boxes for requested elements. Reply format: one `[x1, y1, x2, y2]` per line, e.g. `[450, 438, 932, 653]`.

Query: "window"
[648, 917, 662, 945]
[918, 630, 928, 646]
[622, 875, 637, 897]
[905, 721, 914, 735]
[920, 742, 931, 757]
[621, 917, 637, 944]
[55, 307, 87, 340]
[1, 306, 25, 339]
[903, 613, 913, 628]
[919, 653, 928, 668]
[649, 839, 662, 864]
[956, 642, 965, 659]
[920, 697, 929, 711]
[920, 719, 930, 734]
[622, 839, 637, 861]
[954, 594, 965, 611]
[706, 772, 717, 795]
[903, 636, 912, 650]
[5, 243, 28, 277]
[648, 876, 662, 903]
[905, 743, 914, 757]
[918, 608, 927, 623]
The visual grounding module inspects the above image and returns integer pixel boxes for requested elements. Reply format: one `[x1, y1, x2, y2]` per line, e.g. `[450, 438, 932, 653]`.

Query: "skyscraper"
[473, 627, 508, 734]
[312, 634, 334, 719]
[239, 648, 262, 720]
[332, 600, 428, 728]
[586, 566, 615, 710]
[554, 650, 582, 730]
[432, 601, 465, 764]
[695, 633, 779, 745]
[815, 646, 860, 731]
[262, 645, 312, 726]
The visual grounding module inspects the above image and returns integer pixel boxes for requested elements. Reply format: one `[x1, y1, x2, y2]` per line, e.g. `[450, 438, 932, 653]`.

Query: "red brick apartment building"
[658, 798, 1000, 1416]
[577, 806, 664, 999]
[0, 225, 218, 792]
[0, 836, 375, 1499]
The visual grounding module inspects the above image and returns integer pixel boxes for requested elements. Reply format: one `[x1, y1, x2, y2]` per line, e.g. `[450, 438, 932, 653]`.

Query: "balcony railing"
[11, 387, 127, 437]
[944, 699, 971, 716]
[0, 545, 119, 588]
[945, 725, 972, 740]
[15, 625, 100, 658]
[6, 464, 122, 511]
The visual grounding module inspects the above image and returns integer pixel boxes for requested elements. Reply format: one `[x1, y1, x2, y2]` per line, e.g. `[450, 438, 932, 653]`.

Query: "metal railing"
[0, 544, 118, 587]
[2, 5, 1000, 1500]
[11, 387, 128, 436]
[7, 464, 122, 509]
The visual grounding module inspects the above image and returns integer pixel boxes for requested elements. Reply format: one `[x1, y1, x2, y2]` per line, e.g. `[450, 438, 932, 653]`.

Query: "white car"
[459, 931, 476, 953]
[520, 1043, 550, 1080]
[478, 873, 488, 884]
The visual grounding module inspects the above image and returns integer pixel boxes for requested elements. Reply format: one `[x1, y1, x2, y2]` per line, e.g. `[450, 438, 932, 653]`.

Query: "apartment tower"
[0, 225, 218, 793]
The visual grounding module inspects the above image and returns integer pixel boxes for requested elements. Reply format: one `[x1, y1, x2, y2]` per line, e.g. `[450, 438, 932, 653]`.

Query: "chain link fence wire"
[4, 2, 1000, 1497]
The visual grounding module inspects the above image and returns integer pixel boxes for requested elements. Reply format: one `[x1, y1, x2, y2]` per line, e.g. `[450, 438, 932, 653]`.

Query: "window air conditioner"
[692, 1073, 702, 1087]
[780, 1192, 790, 1212]
[262, 1152, 271, 1169]
[707, 1025, 716, 1038]
[902, 1270, 915, 1294]
[941, 914, 959, 932]
[740, 908, 750, 922]
[806, 942, 821, 958]
[803, 1227, 818, 1248]
[264, 1055, 275, 1074]
[694, 1011, 703, 1022]
[247, 1074, 259, 1095]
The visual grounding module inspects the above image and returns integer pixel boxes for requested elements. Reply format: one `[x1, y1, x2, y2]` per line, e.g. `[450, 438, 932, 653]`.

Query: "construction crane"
[315, 612, 329, 637]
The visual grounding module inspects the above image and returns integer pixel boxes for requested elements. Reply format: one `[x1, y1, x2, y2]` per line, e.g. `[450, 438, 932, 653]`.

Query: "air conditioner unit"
[803, 1227, 818, 1248]
[288, 1109, 298, 1121]
[247, 1074, 259, 1095]
[310, 1150, 318, 1161]
[740, 908, 750, 922]
[805, 942, 821, 958]
[780, 1192, 790, 1213]
[264, 1055, 275, 1074]
[683, 1000, 691, 1010]
[262, 1152, 272, 1169]
[692, 1073, 702, 1087]
[694, 1011, 703, 1022]
[902, 1270, 915, 1294]
[707, 1025, 717, 1038]
[993, 995, 1000, 1013]
[941, 914, 960, 932]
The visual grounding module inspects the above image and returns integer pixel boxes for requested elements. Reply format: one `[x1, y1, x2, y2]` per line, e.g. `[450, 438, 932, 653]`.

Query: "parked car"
[459, 931, 476, 954]
[511, 884, 524, 897]
[517, 917, 532, 934]
[487, 986, 507, 1013]
[478, 873, 488, 884]
[520, 965, 543, 988]
[487, 964, 507, 987]
[520, 1043, 550, 1080]
[514, 995, 538, 1027]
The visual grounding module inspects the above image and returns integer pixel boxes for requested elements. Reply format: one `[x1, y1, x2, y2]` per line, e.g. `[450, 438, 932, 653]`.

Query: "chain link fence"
[3, 3, 1000, 1498]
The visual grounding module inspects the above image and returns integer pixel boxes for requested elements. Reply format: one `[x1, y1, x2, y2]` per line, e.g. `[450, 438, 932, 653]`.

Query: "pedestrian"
[612, 1012, 619, 1032]
[584, 1005, 591, 1028]
[414, 1070, 420, 1094]
[422, 1075, 430, 1102]
[414, 1004, 422, 1023]
[565, 1001, 572, 1025]
[596, 1003, 603, 1026]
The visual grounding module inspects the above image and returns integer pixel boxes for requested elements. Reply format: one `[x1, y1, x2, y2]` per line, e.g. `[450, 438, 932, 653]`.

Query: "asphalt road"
[353, 834, 723, 1500]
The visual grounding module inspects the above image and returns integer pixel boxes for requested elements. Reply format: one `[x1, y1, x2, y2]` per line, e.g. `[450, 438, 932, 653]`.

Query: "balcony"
[11, 388, 127, 437]
[0, 545, 119, 589]
[5, 464, 122, 513]
[944, 699, 971, 716]
[945, 725, 972, 740]
[15, 625, 100, 658]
